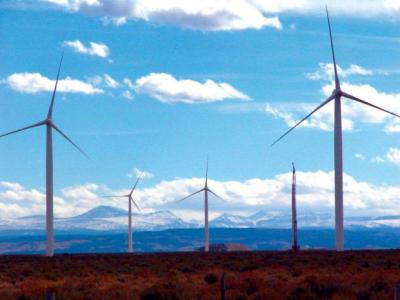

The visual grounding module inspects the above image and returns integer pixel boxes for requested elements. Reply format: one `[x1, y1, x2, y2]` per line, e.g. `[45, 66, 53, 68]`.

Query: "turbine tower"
[177, 160, 224, 252]
[104, 174, 142, 253]
[272, 8, 400, 251]
[291, 163, 299, 251]
[0, 54, 88, 256]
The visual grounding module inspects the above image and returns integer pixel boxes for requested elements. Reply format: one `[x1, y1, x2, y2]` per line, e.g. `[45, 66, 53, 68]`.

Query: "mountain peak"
[75, 205, 127, 219]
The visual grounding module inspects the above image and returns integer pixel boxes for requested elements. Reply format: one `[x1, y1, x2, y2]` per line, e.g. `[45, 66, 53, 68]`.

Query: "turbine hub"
[332, 88, 341, 97]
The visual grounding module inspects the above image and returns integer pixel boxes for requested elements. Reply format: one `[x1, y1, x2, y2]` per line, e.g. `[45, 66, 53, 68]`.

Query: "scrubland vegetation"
[1, 250, 400, 299]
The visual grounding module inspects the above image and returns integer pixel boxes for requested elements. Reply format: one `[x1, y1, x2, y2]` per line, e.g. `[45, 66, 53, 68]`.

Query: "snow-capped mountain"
[2, 206, 400, 232]
[74, 205, 127, 219]
[0, 206, 197, 232]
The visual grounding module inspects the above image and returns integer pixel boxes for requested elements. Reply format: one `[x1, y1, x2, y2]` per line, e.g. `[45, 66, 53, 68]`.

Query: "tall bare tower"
[291, 163, 299, 251]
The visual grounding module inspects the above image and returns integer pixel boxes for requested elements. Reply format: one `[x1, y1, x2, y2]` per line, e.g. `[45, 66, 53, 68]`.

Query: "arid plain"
[1, 250, 400, 300]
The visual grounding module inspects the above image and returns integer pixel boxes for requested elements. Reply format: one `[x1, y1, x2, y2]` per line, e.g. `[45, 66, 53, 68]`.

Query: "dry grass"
[1, 250, 400, 299]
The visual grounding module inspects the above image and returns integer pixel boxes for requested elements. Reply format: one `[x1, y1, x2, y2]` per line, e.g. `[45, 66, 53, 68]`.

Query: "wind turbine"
[271, 7, 400, 251]
[0, 54, 88, 256]
[104, 174, 142, 253]
[291, 163, 299, 251]
[177, 160, 224, 252]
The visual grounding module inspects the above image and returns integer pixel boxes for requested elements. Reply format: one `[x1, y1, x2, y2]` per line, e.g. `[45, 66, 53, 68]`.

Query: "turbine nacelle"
[332, 88, 342, 97]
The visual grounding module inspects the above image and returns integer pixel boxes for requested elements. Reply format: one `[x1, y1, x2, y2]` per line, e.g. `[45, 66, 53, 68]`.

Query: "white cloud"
[355, 153, 365, 160]
[386, 148, 400, 166]
[371, 156, 386, 164]
[62, 40, 110, 58]
[41, 0, 400, 32]
[2, 72, 103, 94]
[265, 101, 352, 131]
[123, 78, 135, 89]
[0, 182, 65, 218]
[4, 169, 400, 220]
[128, 171, 400, 220]
[266, 81, 400, 132]
[44, 0, 283, 31]
[103, 73, 119, 88]
[134, 73, 250, 104]
[306, 63, 374, 81]
[127, 168, 154, 180]
[87, 75, 103, 86]
[384, 0, 400, 11]
[122, 90, 134, 100]
[62, 183, 100, 201]
[372, 148, 400, 166]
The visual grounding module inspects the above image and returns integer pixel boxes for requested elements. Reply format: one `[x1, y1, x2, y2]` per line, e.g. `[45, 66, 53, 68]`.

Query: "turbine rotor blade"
[0, 120, 45, 138]
[342, 92, 400, 119]
[207, 188, 226, 202]
[175, 188, 205, 203]
[102, 195, 129, 198]
[326, 6, 340, 89]
[51, 123, 89, 158]
[47, 52, 64, 119]
[271, 94, 335, 146]
[129, 173, 142, 196]
[130, 196, 141, 212]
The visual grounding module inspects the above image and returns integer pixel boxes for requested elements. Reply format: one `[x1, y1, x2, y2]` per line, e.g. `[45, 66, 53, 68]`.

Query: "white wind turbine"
[291, 163, 299, 251]
[177, 160, 224, 252]
[103, 174, 142, 253]
[0, 54, 88, 256]
[272, 7, 400, 251]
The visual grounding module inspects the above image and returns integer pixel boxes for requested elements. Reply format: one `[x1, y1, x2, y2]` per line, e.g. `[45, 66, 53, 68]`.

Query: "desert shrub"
[291, 270, 302, 277]
[253, 291, 271, 300]
[286, 286, 318, 300]
[370, 280, 389, 293]
[240, 264, 258, 272]
[179, 267, 193, 273]
[242, 276, 260, 295]
[140, 288, 163, 300]
[234, 293, 247, 300]
[356, 289, 370, 300]
[140, 283, 182, 300]
[204, 273, 218, 285]
[306, 276, 341, 298]
[361, 262, 370, 268]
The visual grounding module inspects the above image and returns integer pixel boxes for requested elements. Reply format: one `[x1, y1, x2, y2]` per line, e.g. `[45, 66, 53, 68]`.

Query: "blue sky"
[1, 0, 400, 222]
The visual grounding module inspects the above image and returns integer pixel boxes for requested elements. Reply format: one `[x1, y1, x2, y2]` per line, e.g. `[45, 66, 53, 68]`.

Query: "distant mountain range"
[2, 205, 400, 232]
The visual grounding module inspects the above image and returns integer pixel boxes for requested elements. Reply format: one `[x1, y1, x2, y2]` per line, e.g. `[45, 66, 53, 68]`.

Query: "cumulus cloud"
[127, 168, 154, 180]
[62, 40, 110, 58]
[44, 0, 283, 31]
[266, 81, 400, 132]
[0, 182, 64, 218]
[2, 72, 103, 94]
[3, 169, 400, 220]
[306, 63, 374, 81]
[134, 73, 250, 104]
[40, 0, 400, 32]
